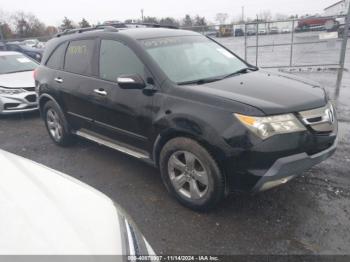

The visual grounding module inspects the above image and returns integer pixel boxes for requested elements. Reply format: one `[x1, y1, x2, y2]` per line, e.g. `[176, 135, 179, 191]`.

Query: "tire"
[159, 137, 225, 211]
[43, 100, 74, 146]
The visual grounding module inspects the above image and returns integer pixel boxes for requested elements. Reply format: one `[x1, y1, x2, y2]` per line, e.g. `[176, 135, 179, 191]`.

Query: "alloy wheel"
[46, 108, 63, 142]
[168, 151, 209, 200]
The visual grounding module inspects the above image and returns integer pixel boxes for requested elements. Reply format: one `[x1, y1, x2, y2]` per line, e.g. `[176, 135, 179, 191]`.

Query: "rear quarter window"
[46, 42, 68, 70]
[64, 39, 95, 76]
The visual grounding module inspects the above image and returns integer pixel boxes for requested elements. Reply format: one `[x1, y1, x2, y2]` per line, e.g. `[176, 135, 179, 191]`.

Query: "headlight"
[0, 87, 26, 95]
[235, 113, 306, 139]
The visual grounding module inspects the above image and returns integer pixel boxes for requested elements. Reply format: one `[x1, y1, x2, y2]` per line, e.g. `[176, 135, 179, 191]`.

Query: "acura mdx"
[35, 26, 337, 210]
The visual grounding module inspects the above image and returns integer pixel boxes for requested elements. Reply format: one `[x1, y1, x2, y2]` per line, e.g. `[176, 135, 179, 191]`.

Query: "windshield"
[0, 54, 38, 74]
[141, 36, 248, 84]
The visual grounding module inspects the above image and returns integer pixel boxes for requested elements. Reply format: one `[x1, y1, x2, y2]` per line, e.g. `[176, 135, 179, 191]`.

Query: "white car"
[258, 28, 267, 35]
[281, 28, 291, 34]
[0, 51, 39, 114]
[23, 39, 39, 48]
[0, 149, 154, 255]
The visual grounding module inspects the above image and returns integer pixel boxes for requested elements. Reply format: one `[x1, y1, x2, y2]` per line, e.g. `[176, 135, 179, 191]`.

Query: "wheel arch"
[152, 129, 226, 170]
[38, 94, 62, 118]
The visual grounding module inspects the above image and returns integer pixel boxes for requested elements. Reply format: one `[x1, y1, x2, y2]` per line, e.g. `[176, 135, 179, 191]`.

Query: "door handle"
[94, 89, 107, 96]
[54, 77, 63, 83]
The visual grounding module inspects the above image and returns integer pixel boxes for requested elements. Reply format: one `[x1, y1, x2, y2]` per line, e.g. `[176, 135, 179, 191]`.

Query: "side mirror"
[117, 74, 146, 89]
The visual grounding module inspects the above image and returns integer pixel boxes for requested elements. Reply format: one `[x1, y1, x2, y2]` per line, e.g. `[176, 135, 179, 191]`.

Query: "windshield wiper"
[178, 77, 224, 86]
[177, 66, 258, 86]
[221, 67, 258, 80]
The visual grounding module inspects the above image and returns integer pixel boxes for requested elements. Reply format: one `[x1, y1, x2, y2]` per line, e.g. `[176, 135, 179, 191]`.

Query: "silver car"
[0, 51, 39, 114]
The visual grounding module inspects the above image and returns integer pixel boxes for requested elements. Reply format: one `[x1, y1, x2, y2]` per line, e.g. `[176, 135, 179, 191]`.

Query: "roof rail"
[56, 25, 118, 37]
[55, 22, 178, 37]
[124, 22, 179, 29]
[102, 22, 178, 29]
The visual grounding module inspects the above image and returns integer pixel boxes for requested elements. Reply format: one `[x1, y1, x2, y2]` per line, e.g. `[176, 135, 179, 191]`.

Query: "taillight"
[33, 68, 38, 80]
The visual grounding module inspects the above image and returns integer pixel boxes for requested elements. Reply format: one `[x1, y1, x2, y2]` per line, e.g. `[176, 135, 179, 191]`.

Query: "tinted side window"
[99, 40, 145, 82]
[46, 42, 68, 70]
[64, 40, 95, 76]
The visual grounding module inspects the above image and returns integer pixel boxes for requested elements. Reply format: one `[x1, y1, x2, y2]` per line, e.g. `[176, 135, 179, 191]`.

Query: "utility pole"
[335, 1, 350, 103]
[241, 6, 245, 22]
[0, 23, 4, 42]
[141, 9, 144, 22]
[255, 15, 259, 66]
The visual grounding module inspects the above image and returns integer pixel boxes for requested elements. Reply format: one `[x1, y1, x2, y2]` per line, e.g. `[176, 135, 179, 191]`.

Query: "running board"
[75, 130, 150, 160]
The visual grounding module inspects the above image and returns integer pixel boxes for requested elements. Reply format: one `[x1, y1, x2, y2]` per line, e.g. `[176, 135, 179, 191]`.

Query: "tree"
[194, 15, 207, 27]
[45, 26, 58, 35]
[60, 17, 74, 31]
[12, 12, 31, 37]
[159, 17, 179, 27]
[143, 16, 158, 24]
[29, 16, 46, 37]
[182, 14, 193, 27]
[0, 23, 13, 39]
[10, 12, 47, 38]
[215, 13, 229, 25]
[79, 18, 90, 28]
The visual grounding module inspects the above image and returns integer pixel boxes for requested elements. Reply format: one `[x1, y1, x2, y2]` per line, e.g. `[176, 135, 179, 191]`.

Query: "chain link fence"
[181, 14, 350, 101]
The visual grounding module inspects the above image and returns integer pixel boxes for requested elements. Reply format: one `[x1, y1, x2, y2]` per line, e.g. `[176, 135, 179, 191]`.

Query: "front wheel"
[159, 137, 225, 211]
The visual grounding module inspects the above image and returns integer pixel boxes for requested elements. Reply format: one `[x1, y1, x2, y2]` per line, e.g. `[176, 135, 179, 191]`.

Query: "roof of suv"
[42, 27, 202, 65]
[117, 28, 200, 39]
[56, 27, 201, 41]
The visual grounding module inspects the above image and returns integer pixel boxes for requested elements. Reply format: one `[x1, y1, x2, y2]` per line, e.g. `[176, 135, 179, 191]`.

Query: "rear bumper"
[251, 137, 337, 193]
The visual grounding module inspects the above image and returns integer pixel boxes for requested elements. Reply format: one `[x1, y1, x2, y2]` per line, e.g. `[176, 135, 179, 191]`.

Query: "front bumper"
[0, 92, 38, 115]
[251, 137, 337, 193]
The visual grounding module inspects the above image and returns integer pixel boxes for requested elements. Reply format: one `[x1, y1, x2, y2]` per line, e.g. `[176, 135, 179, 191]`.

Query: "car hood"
[0, 71, 35, 88]
[0, 150, 154, 255]
[192, 70, 327, 115]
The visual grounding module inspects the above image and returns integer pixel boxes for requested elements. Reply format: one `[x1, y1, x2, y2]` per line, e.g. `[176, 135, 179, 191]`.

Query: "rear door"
[57, 38, 100, 130]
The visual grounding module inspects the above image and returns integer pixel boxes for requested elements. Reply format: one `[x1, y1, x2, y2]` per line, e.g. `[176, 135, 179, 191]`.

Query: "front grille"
[25, 94, 37, 103]
[298, 102, 336, 133]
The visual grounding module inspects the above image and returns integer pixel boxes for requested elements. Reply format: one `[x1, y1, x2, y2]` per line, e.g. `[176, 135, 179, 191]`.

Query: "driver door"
[89, 39, 156, 151]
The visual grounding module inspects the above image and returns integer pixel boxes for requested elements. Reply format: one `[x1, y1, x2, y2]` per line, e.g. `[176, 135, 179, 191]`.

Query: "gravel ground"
[0, 32, 349, 255]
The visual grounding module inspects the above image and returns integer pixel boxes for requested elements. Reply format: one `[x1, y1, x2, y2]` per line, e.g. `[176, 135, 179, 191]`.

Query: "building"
[324, 0, 350, 16]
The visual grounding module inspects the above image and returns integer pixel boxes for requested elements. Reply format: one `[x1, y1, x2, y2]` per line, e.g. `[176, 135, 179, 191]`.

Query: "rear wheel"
[159, 137, 225, 211]
[43, 101, 74, 146]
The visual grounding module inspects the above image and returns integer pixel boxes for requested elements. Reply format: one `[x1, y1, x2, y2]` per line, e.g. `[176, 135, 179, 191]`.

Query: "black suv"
[35, 26, 337, 210]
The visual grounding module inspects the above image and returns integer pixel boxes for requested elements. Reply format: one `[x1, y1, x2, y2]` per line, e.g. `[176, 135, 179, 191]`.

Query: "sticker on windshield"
[217, 48, 234, 58]
[17, 57, 31, 63]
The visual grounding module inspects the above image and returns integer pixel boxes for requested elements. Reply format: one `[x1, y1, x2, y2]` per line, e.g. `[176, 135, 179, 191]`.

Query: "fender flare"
[38, 93, 62, 118]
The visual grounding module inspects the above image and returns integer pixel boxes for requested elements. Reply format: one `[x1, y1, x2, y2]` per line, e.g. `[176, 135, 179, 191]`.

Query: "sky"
[0, 0, 339, 26]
